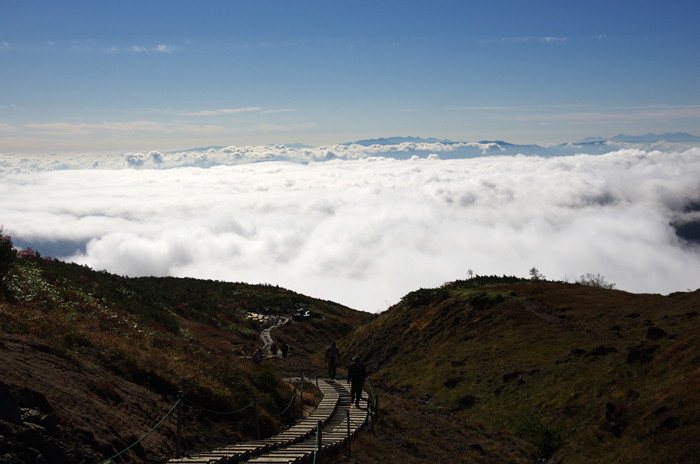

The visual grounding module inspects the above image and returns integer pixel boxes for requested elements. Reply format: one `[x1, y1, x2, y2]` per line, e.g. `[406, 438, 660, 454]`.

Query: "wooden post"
[291, 391, 296, 423]
[316, 420, 323, 464]
[253, 399, 261, 440]
[375, 396, 379, 422]
[346, 411, 351, 458]
[176, 391, 182, 459]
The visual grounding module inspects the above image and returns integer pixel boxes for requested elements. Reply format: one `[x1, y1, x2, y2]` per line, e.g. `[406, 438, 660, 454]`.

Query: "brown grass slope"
[0, 252, 372, 463]
[338, 280, 700, 463]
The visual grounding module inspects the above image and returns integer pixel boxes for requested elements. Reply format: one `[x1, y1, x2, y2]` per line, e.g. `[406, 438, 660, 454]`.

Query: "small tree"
[0, 226, 16, 277]
[576, 273, 616, 289]
[529, 267, 545, 282]
[0, 226, 17, 300]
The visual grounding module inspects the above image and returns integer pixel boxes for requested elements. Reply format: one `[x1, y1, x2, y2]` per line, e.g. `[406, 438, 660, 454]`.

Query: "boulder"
[40, 439, 68, 464]
[660, 416, 679, 431]
[584, 345, 618, 357]
[625, 390, 640, 403]
[626, 342, 660, 364]
[646, 326, 667, 341]
[443, 377, 463, 389]
[40, 415, 62, 437]
[0, 381, 22, 424]
[458, 395, 478, 410]
[567, 348, 586, 357]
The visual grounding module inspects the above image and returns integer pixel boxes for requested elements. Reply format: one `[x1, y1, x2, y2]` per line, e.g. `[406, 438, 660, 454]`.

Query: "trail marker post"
[176, 391, 183, 459]
[316, 420, 323, 464]
[346, 411, 351, 458]
[253, 399, 261, 440]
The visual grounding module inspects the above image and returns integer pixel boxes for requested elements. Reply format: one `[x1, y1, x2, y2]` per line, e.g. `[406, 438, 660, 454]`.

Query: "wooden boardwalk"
[169, 379, 372, 464]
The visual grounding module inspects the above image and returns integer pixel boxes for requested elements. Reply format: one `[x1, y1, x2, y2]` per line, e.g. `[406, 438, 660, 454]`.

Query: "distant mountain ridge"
[344, 136, 454, 146]
[578, 132, 700, 144]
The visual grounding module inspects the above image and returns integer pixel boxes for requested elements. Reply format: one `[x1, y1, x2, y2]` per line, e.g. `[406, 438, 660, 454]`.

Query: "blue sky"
[2, 0, 700, 153]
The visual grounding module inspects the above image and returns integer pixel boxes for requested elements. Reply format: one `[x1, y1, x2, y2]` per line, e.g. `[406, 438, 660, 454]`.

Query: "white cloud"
[2, 148, 700, 313]
[181, 108, 263, 116]
[261, 109, 295, 114]
[541, 37, 567, 43]
[156, 44, 174, 52]
[0, 123, 16, 132]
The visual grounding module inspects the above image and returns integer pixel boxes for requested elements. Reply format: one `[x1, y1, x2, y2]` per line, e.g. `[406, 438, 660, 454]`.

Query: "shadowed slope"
[339, 277, 700, 463]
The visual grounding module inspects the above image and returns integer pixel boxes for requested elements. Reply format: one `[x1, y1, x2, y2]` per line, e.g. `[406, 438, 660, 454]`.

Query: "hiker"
[347, 356, 367, 408]
[271, 343, 278, 357]
[280, 342, 289, 359]
[325, 342, 340, 379]
[252, 348, 263, 364]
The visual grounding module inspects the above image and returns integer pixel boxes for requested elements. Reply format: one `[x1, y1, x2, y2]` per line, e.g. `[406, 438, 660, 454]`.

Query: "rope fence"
[97, 398, 181, 464]
[182, 396, 256, 415]
[98, 374, 378, 464]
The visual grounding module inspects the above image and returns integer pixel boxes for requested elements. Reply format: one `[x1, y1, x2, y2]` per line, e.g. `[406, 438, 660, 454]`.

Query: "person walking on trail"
[325, 342, 340, 379]
[347, 356, 367, 408]
[280, 342, 289, 359]
[252, 348, 263, 364]
[271, 343, 278, 357]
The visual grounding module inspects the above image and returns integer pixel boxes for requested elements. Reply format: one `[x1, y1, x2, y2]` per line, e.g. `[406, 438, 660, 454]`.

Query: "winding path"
[168, 379, 373, 464]
[260, 316, 290, 355]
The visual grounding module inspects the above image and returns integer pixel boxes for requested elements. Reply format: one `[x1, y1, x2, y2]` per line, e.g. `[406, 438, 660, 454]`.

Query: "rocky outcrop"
[0, 381, 78, 464]
[626, 341, 660, 364]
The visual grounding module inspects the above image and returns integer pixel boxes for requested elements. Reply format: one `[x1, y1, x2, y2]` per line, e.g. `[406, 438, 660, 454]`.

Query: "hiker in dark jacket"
[347, 356, 367, 407]
[325, 342, 340, 379]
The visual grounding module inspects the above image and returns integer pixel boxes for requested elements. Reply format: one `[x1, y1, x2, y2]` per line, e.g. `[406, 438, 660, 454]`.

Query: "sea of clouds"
[2, 144, 700, 313]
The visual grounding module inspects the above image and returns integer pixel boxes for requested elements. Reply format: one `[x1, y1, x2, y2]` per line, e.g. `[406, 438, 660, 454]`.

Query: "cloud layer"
[2, 148, 700, 312]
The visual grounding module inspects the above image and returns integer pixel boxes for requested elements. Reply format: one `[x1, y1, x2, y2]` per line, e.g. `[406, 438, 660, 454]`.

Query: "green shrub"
[513, 414, 561, 455]
[466, 291, 505, 311]
[401, 287, 450, 308]
[0, 227, 16, 299]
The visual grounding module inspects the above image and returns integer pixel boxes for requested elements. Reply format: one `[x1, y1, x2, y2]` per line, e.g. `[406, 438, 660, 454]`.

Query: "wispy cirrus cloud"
[1, 42, 10, 50]
[22, 121, 225, 136]
[479, 36, 568, 44]
[0, 123, 17, 132]
[180, 107, 263, 116]
[261, 109, 295, 115]
[479, 37, 533, 44]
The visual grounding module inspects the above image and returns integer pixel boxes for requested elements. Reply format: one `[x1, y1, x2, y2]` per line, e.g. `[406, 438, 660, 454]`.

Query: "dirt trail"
[260, 316, 290, 355]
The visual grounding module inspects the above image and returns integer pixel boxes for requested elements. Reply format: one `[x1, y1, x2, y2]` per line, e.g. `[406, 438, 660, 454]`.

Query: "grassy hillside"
[339, 276, 700, 463]
[3, 233, 699, 463]
[0, 247, 372, 463]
